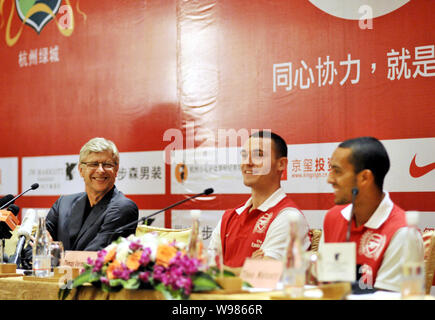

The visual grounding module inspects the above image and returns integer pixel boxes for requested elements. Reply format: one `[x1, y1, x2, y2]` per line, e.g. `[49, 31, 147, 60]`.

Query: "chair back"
[306, 229, 322, 285]
[308, 229, 322, 252]
[135, 225, 192, 245]
[422, 228, 435, 294]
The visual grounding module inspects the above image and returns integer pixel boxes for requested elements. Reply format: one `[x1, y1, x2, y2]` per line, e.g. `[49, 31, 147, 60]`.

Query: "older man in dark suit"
[47, 137, 138, 251]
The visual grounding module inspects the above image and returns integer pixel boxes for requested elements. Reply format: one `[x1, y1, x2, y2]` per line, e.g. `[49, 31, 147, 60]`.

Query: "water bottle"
[32, 215, 51, 277]
[401, 211, 425, 298]
[282, 215, 307, 297]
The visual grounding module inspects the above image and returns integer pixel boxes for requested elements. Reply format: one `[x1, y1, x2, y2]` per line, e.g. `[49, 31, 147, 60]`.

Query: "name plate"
[62, 250, 98, 268]
[240, 258, 283, 289]
[317, 242, 356, 282]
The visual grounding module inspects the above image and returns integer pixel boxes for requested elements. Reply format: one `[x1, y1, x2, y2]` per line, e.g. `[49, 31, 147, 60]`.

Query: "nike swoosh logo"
[409, 154, 435, 178]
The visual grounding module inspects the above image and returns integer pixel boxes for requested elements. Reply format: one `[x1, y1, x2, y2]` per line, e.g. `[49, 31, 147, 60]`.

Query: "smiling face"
[327, 147, 358, 205]
[79, 151, 119, 200]
[240, 136, 286, 190]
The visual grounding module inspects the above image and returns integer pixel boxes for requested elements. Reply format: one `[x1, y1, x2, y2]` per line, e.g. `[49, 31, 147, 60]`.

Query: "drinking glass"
[50, 241, 65, 269]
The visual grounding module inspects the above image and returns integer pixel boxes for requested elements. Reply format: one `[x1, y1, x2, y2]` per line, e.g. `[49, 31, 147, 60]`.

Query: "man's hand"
[251, 249, 275, 260]
[251, 249, 265, 259]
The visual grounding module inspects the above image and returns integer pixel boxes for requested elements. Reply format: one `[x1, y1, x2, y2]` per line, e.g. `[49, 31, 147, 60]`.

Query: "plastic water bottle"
[401, 211, 425, 298]
[32, 215, 51, 277]
[187, 210, 205, 266]
[282, 215, 306, 297]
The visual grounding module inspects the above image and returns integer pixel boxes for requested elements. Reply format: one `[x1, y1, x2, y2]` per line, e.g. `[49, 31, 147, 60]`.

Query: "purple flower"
[91, 254, 106, 273]
[152, 265, 165, 281]
[100, 276, 109, 285]
[112, 263, 132, 280]
[169, 252, 200, 275]
[139, 271, 150, 283]
[129, 241, 143, 251]
[178, 277, 193, 296]
[92, 260, 104, 273]
[139, 247, 152, 266]
[97, 249, 107, 258]
[161, 273, 171, 286]
[145, 249, 199, 297]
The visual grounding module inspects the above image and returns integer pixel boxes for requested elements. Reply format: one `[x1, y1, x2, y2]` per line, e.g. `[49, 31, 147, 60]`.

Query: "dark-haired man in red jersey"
[322, 136, 424, 292]
[209, 131, 310, 275]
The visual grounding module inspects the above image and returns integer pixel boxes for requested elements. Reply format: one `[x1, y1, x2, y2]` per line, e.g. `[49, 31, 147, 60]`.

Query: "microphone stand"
[0, 239, 4, 264]
[107, 189, 214, 243]
[0, 183, 39, 210]
[11, 237, 27, 266]
[345, 187, 359, 242]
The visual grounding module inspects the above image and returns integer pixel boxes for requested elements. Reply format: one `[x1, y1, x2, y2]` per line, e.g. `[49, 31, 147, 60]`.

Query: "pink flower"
[139, 247, 152, 266]
[139, 271, 150, 283]
[129, 241, 143, 251]
[92, 259, 104, 273]
[100, 276, 109, 285]
[97, 249, 107, 258]
[112, 263, 132, 280]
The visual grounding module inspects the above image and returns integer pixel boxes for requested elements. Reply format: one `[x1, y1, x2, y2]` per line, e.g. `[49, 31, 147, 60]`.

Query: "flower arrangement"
[59, 233, 220, 300]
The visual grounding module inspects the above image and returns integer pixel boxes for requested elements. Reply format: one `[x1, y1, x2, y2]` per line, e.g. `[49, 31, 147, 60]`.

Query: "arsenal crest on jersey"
[359, 231, 386, 260]
[253, 212, 273, 234]
[16, 0, 62, 33]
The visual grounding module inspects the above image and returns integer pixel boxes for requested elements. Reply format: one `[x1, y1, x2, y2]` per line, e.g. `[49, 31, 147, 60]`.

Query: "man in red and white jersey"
[208, 131, 310, 275]
[321, 136, 424, 292]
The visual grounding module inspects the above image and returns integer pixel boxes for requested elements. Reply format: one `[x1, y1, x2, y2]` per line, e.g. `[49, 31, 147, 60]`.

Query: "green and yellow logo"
[0, 0, 86, 46]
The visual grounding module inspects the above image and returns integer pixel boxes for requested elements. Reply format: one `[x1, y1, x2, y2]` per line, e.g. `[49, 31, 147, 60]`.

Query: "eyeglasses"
[81, 161, 117, 169]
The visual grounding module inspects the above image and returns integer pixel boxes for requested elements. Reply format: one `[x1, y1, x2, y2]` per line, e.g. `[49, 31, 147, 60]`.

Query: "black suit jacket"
[46, 186, 138, 251]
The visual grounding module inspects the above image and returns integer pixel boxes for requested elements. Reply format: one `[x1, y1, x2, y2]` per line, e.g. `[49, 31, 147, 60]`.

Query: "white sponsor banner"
[414, 211, 435, 230]
[170, 147, 250, 194]
[302, 210, 327, 230]
[383, 138, 435, 192]
[22, 155, 82, 195]
[22, 151, 165, 196]
[116, 151, 165, 195]
[171, 209, 224, 248]
[283, 137, 435, 193]
[0, 157, 18, 195]
[283, 142, 338, 193]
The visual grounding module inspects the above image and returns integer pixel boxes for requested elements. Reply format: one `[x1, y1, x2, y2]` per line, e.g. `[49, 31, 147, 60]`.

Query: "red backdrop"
[0, 0, 434, 225]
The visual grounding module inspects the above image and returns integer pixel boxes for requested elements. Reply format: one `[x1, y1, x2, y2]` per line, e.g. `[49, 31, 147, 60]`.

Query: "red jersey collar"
[235, 187, 286, 215]
[340, 191, 394, 229]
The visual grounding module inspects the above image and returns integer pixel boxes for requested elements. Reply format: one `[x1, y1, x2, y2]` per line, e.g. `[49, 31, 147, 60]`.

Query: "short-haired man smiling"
[209, 131, 310, 275]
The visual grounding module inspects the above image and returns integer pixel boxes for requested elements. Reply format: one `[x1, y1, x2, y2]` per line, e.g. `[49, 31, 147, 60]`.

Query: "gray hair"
[79, 137, 119, 164]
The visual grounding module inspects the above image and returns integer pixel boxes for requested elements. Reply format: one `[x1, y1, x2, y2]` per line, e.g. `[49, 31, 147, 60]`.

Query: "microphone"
[110, 188, 214, 241]
[0, 204, 20, 239]
[11, 209, 37, 266]
[0, 183, 39, 210]
[6, 204, 19, 216]
[0, 202, 20, 263]
[346, 187, 359, 242]
[0, 195, 14, 208]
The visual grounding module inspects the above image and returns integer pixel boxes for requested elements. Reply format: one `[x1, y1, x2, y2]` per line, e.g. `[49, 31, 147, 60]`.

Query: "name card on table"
[240, 258, 283, 289]
[63, 251, 99, 268]
[317, 242, 356, 282]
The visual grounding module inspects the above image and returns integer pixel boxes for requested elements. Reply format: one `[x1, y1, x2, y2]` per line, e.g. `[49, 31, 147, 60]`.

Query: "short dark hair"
[249, 131, 287, 158]
[338, 136, 390, 190]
